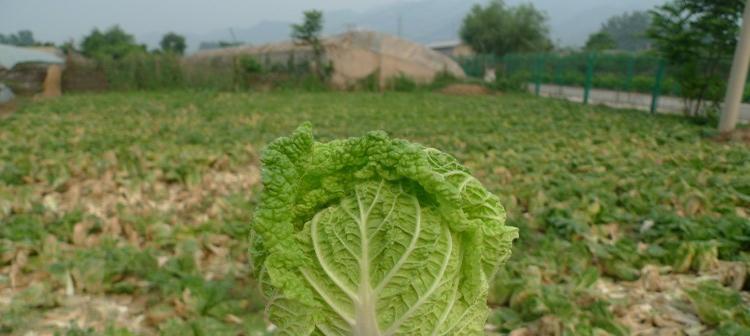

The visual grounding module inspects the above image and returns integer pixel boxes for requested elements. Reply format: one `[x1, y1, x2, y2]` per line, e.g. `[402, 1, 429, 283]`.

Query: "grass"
[0, 91, 748, 335]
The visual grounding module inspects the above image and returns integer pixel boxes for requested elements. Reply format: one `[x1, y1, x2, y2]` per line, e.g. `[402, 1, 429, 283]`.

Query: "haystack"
[187, 31, 465, 88]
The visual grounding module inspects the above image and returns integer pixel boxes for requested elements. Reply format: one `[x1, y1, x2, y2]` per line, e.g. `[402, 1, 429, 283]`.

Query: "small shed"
[0, 44, 65, 95]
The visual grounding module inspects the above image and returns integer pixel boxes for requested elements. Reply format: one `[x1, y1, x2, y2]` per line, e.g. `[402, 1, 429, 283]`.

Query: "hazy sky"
[0, 0, 403, 43]
[2, 0, 665, 48]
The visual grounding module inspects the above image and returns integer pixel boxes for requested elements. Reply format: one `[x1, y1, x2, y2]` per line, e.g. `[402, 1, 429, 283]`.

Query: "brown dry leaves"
[0, 153, 261, 334]
[439, 83, 493, 96]
[604, 262, 748, 336]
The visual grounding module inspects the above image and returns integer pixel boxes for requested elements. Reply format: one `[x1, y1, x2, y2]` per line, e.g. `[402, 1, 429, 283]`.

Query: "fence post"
[482, 54, 490, 79]
[584, 53, 595, 105]
[534, 54, 543, 96]
[650, 59, 666, 114]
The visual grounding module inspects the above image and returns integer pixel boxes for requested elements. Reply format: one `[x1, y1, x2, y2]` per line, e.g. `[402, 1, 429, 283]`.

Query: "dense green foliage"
[159, 32, 187, 55]
[0, 92, 748, 335]
[459, 0, 551, 56]
[80, 26, 146, 60]
[584, 32, 617, 51]
[648, 0, 744, 118]
[599, 11, 652, 52]
[386, 74, 418, 92]
[253, 125, 517, 335]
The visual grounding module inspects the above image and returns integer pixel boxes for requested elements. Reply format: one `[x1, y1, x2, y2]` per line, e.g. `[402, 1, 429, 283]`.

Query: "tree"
[160, 32, 186, 55]
[0, 30, 37, 46]
[60, 40, 76, 54]
[648, 0, 744, 118]
[599, 11, 652, 51]
[584, 32, 617, 51]
[81, 26, 145, 59]
[459, 0, 551, 56]
[291, 10, 326, 79]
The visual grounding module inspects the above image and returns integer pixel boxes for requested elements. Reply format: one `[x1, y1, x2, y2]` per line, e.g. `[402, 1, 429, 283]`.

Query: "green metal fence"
[458, 52, 738, 112]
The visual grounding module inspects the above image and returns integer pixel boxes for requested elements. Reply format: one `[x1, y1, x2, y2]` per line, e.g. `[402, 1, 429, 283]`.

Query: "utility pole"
[229, 28, 238, 44]
[719, 0, 750, 133]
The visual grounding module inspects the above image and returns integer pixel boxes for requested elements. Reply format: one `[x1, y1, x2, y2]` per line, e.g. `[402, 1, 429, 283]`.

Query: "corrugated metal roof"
[0, 44, 64, 69]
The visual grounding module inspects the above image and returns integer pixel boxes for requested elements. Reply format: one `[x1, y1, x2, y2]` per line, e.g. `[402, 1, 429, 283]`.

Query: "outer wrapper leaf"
[252, 124, 518, 336]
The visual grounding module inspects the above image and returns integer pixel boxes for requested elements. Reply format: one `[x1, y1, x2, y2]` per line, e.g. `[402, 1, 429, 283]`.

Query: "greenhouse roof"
[0, 44, 64, 69]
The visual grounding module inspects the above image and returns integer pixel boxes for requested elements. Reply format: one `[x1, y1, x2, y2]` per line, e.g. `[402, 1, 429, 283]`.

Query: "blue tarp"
[0, 44, 64, 69]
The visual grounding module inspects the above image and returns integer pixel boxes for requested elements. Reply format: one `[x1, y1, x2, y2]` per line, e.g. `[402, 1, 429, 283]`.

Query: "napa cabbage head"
[252, 124, 518, 335]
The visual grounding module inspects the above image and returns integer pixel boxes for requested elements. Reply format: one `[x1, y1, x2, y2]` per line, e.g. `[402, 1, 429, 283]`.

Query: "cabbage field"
[1, 91, 749, 335]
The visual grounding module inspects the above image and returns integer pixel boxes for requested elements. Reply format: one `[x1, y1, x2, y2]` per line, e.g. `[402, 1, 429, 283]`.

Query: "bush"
[294, 75, 329, 92]
[387, 74, 418, 92]
[234, 56, 265, 90]
[493, 73, 528, 92]
[353, 70, 381, 92]
[427, 70, 462, 90]
[237, 56, 263, 74]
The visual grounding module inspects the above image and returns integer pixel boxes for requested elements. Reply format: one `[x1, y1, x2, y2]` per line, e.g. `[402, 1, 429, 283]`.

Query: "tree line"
[459, 0, 745, 119]
[0, 30, 54, 47]
[1, 27, 188, 58]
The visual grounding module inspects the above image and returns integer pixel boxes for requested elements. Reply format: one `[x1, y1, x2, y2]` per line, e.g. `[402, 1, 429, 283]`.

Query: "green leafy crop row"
[1, 91, 748, 335]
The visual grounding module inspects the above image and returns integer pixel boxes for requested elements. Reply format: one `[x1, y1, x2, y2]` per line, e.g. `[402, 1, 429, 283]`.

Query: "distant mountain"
[203, 21, 293, 46]
[184, 1, 480, 51]
[178, 0, 666, 53]
[516, 0, 665, 46]
[323, 0, 478, 43]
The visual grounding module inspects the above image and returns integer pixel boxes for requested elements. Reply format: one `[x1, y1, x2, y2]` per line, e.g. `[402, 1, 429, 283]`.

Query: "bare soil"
[439, 83, 493, 96]
[714, 128, 750, 145]
[0, 101, 16, 117]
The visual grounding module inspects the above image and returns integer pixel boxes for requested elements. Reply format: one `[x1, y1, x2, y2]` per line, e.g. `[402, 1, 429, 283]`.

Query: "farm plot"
[1, 91, 749, 335]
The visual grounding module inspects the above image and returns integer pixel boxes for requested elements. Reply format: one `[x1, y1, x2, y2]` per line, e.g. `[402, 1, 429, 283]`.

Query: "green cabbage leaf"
[252, 124, 518, 335]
